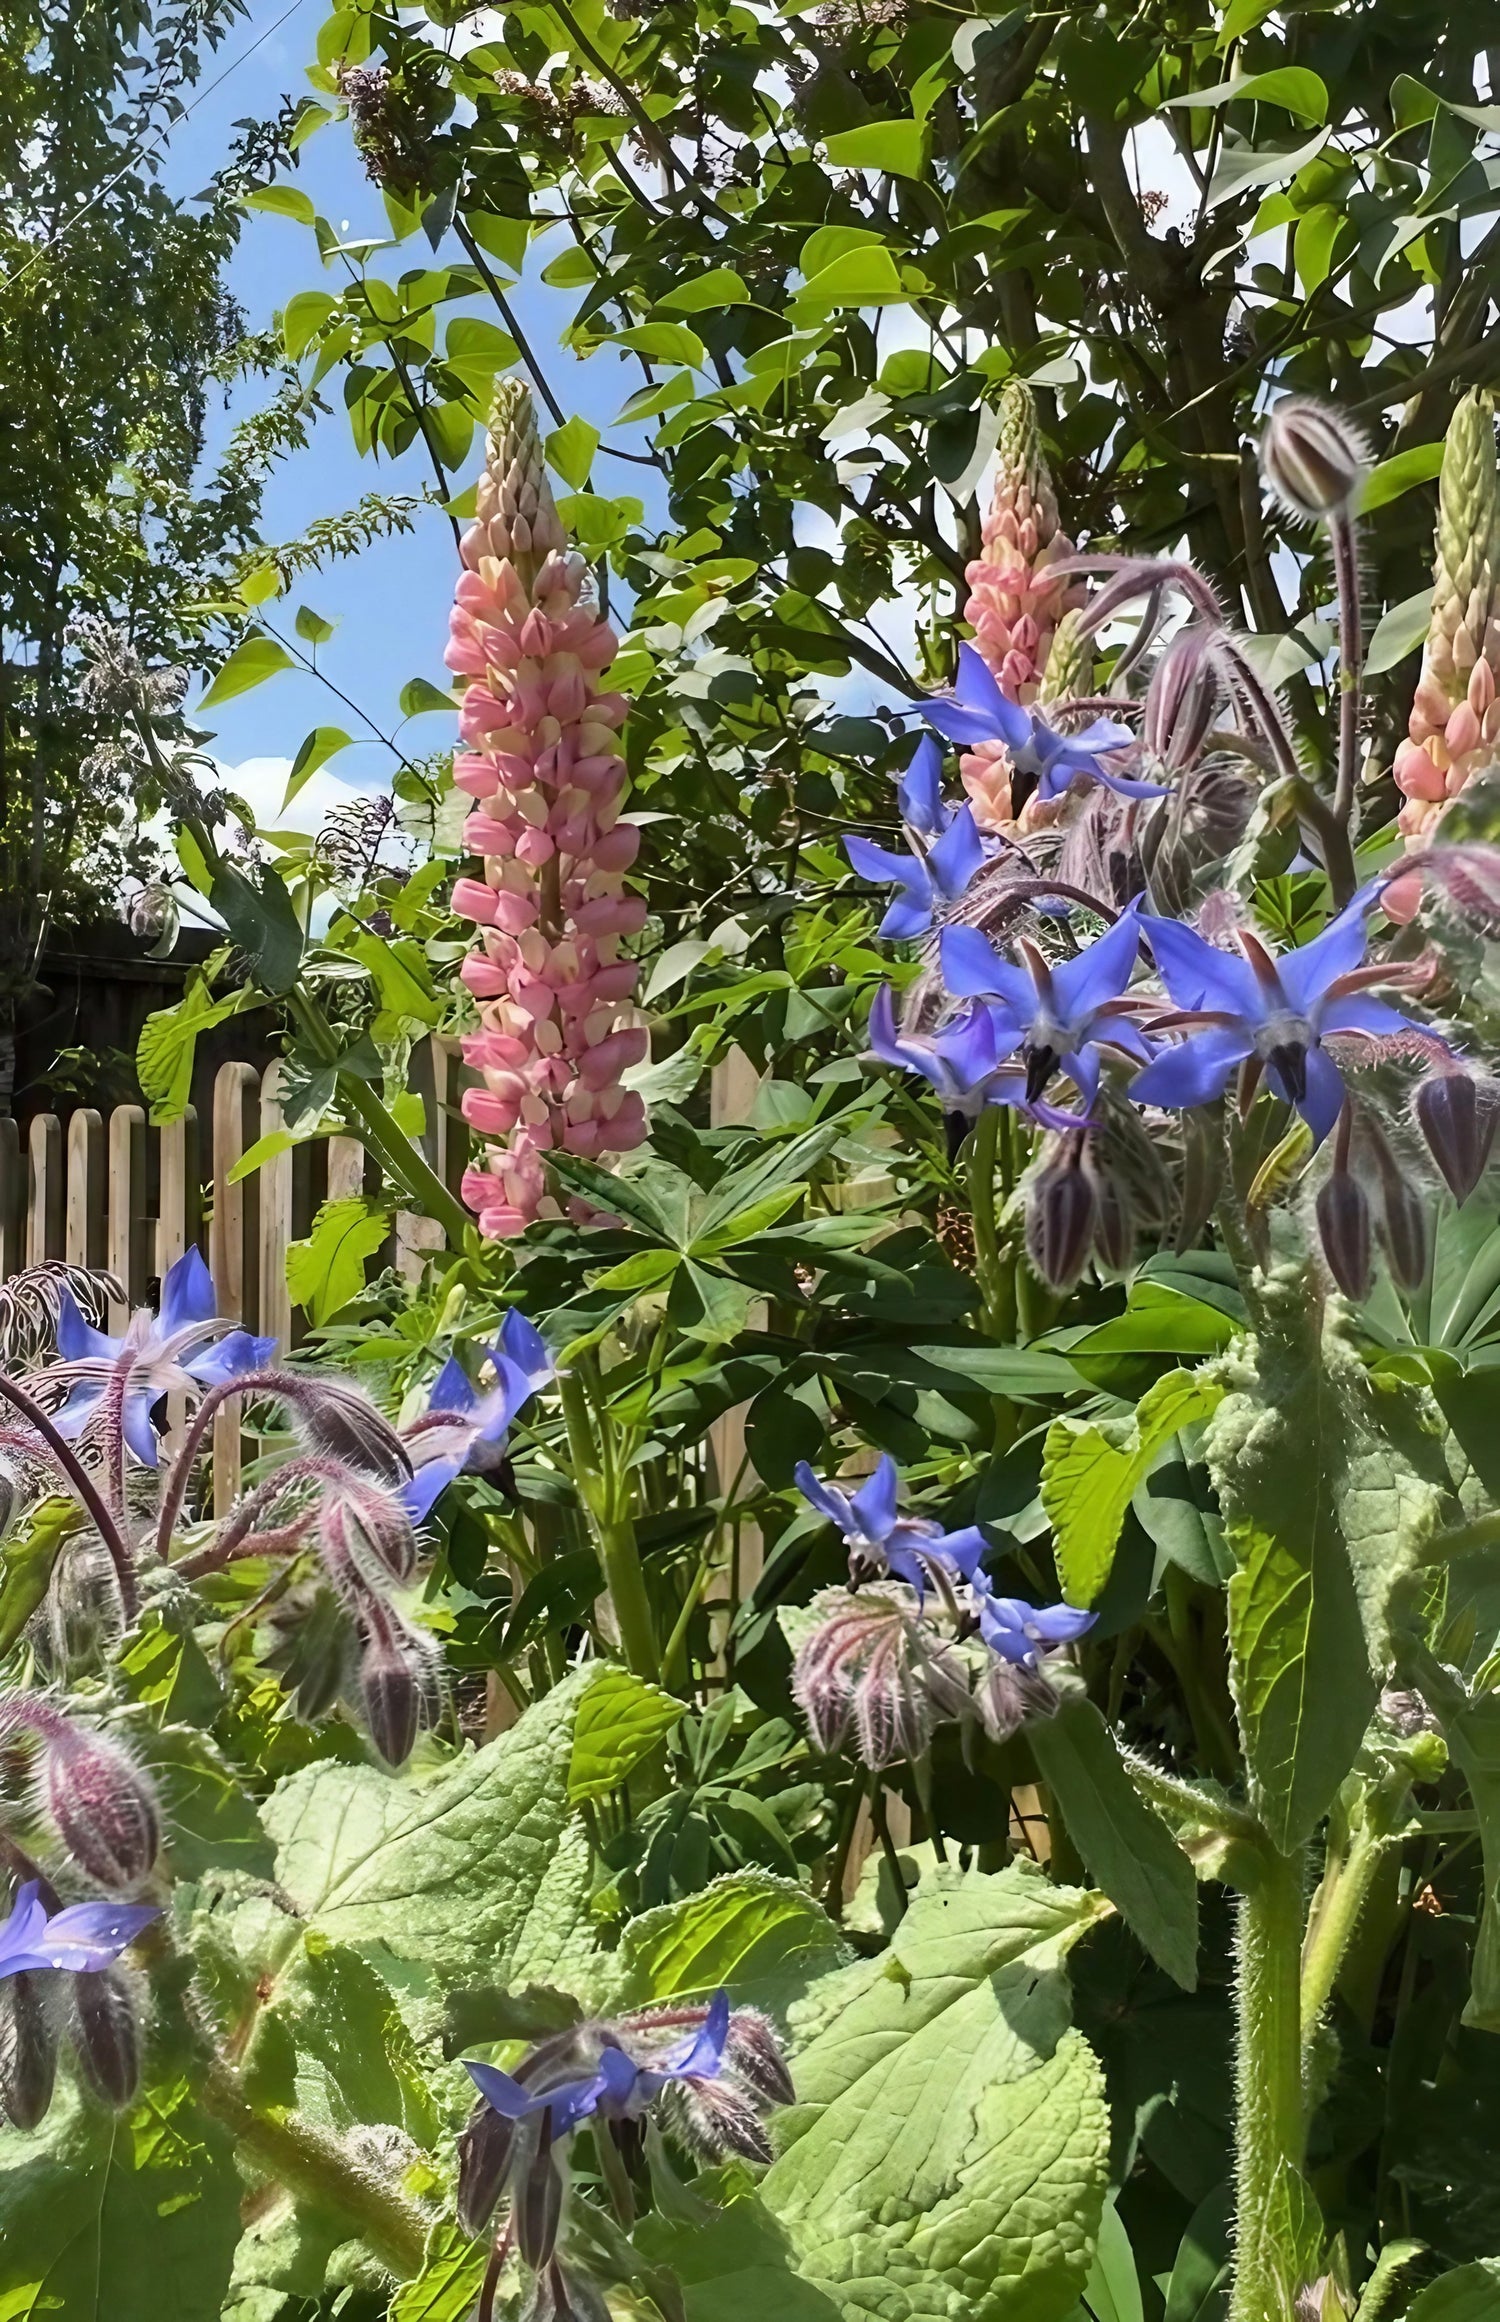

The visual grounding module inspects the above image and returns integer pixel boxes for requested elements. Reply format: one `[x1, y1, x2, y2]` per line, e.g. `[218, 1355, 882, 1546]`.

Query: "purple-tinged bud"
[0, 1970, 58, 2130]
[1260, 397, 1369, 522]
[69, 1969, 142, 2107]
[1377, 1171, 1428, 1293]
[359, 1631, 421, 1767]
[517, 2141, 564, 2270]
[457, 2097, 517, 2236]
[291, 1379, 413, 1488]
[1142, 628, 1221, 769]
[321, 1484, 417, 1591]
[43, 1727, 160, 1892]
[1416, 1071, 1498, 1204]
[1092, 1172, 1134, 1272]
[665, 2075, 774, 2164]
[1026, 1137, 1097, 1291]
[536, 2263, 612, 2322]
[974, 1657, 1058, 1742]
[1315, 1169, 1371, 1302]
[724, 2008, 795, 2109]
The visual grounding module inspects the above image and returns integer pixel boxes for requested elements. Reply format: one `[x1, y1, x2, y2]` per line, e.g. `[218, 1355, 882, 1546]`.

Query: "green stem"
[558, 1368, 659, 1679]
[282, 988, 471, 1242]
[1121, 1750, 1264, 1846]
[966, 1106, 1008, 1338]
[1300, 1823, 1393, 2063]
[1230, 1845, 1308, 2322]
[202, 2064, 428, 2279]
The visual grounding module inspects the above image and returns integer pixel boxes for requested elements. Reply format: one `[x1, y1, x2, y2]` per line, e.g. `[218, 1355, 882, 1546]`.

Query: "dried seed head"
[1026, 1137, 1098, 1291]
[1416, 1070, 1499, 1203]
[0, 1971, 58, 2130]
[1315, 1168, 1371, 1302]
[456, 2095, 516, 2236]
[69, 1969, 142, 2107]
[1260, 397, 1370, 522]
[43, 1726, 160, 1892]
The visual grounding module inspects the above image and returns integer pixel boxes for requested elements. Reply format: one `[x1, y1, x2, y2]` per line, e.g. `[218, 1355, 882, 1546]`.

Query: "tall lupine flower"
[1394, 389, 1500, 847]
[960, 381, 1086, 831]
[447, 382, 648, 1239]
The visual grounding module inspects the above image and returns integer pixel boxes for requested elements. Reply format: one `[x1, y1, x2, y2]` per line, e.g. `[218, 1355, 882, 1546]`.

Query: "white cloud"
[218, 752, 386, 838]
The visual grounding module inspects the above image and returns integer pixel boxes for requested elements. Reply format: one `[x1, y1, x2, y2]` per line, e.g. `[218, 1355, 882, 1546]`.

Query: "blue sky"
[163, 0, 654, 826]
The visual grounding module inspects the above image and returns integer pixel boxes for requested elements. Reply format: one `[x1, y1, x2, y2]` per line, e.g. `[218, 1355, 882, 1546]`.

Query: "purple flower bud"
[43, 1728, 160, 1892]
[0, 1970, 58, 2130]
[1092, 1172, 1134, 1272]
[724, 2008, 795, 2109]
[69, 1968, 141, 2107]
[1142, 629, 1221, 770]
[1026, 1138, 1098, 1291]
[1315, 1169, 1371, 1302]
[1377, 1170, 1428, 1293]
[292, 1379, 413, 1488]
[1260, 397, 1369, 521]
[360, 1635, 420, 1768]
[44, 1536, 124, 1675]
[665, 2074, 774, 2164]
[456, 2096, 516, 2236]
[1416, 1071, 1498, 1205]
[517, 2140, 564, 2270]
[321, 1484, 418, 1591]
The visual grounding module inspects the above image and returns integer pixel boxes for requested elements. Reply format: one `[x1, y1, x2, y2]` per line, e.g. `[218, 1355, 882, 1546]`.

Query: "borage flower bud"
[456, 2095, 516, 2236]
[1025, 1133, 1097, 1292]
[1260, 397, 1369, 522]
[290, 1379, 413, 1489]
[1315, 1167, 1371, 1303]
[43, 1727, 160, 1892]
[1142, 627, 1221, 770]
[1377, 1168, 1429, 1293]
[359, 1631, 422, 1768]
[0, 1971, 58, 2130]
[517, 2139, 564, 2271]
[69, 1968, 142, 2107]
[1091, 1170, 1134, 1272]
[1416, 1068, 1498, 1203]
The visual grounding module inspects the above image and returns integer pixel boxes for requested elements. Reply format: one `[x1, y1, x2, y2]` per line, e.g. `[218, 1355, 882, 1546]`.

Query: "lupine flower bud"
[43, 1728, 160, 1892]
[359, 1632, 421, 1767]
[1416, 1069, 1498, 1203]
[1260, 397, 1369, 521]
[69, 1969, 142, 2107]
[1026, 1136, 1098, 1291]
[1315, 1167, 1371, 1302]
[456, 2096, 516, 2236]
[1392, 392, 1500, 849]
[0, 1971, 58, 2130]
[517, 2141, 564, 2269]
[1142, 628, 1221, 770]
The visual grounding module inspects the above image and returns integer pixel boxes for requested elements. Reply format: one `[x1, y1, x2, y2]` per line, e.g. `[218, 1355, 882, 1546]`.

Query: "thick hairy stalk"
[203, 2061, 429, 2279]
[1230, 1846, 1308, 2322]
[558, 1365, 658, 1679]
[0, 1371, 137, 1622]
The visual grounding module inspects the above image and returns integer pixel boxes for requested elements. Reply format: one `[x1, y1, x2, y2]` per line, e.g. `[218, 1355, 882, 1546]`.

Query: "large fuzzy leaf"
[760, 1862, 1111, 2322]
[604, 1870, 850, 2017]
[0, 2079, 241, 2322]
[265, 1666, 603, 1988]
[1205, 1264, 1450, 1850]
[1042, 1369, 1225, 1607]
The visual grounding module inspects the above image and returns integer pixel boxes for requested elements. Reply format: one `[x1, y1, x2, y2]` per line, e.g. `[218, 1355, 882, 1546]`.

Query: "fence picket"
[26, 1114, 63, 1266]
[65, 1109, 107, 1272]
[210, 1064, 261, 1514]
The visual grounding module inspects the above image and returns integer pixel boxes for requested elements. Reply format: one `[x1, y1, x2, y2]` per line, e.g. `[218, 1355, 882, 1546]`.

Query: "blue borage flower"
[401, 1309, 557, 1524]
[844, 802, 986, 940]
[0, 1880, 158, 1980]
[972, 1575, 1097, 1669]
[940, 905, 1153, 1113]
[1129, 886, 1423, 1145]
[915, 642, 1165, 802]
[795, 1452, 987, 1603]
[50, 1247, 275, 1468]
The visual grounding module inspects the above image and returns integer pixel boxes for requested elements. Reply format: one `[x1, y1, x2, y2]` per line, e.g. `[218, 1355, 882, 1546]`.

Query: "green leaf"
[284, 724, 354, 807]
[244, 1932, 439, 2142]
[540, 243, 599, 288]
[692, 1183, 807, 1256]
[0, 1498, 76, 1656]
[137, 978, 253, 1124]
[244, 183, 317, 226]
[912, 1342, 1083, 1398]
[125, 1718, 276, 1881]
[1404, 2263, 1500, 2320]
[658, 267, 750, 312]
[761, 1863, 1109, 2322]
[444, 315, 520, 372]
[824, 119, 930, 178]
[462, 207, 529, 273]
[1206, 1267, 1449, 1852]
[210, 861, 305, 995]
[390, 2226, 492, 2322]
[197, 632, 295, 709]
[1080, 2199, 1146, 2322]
[265, 1666, 609, 1989]
[568, 1667, 684, 1801]
[282, 289, 338, 357]
[0, 2079, 241, 2322]
[607, 1870, 850, 2016]
[1027, 1699, 1198, 1989]
[610, 321, 709, 368]
[1205, 130, 1330, 210]
[1365, 588, 1433, 676]
[1403, 1648, 1500, 2029]
[294, 603, 337, 645]
[1042, 1369, 1227, 1607]
[399, 676, 455, 718]
[635, 2188, 845, 2322]
[345, 929, 442, 1026]
[592, 1247, 682, 1295]
[1359, 442, 1445, 513]
[545, 414, 602, 488]
[1163, 69, 1327, 124]
[791, 247, 906, 313]
[286, 1196, 390, 1324]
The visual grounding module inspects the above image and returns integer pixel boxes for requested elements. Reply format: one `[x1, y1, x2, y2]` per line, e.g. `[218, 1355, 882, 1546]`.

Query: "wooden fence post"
[257, 1063, 295, 1356]
[107, 1106, 151, 1327]
[211, 1064, 261, 1516]
[65, 1109, 107, 1273]
[26, 1115, 63, 1266]
[0, 1119, 24, 1279]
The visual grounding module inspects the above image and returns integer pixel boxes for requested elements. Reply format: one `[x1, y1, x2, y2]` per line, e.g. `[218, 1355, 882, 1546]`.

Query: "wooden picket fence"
[0, 1039, 470, 1507]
